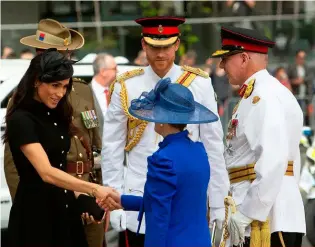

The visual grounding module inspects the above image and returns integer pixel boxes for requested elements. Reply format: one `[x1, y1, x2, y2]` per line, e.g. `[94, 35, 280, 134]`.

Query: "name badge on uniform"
[81, 110, 99, 129]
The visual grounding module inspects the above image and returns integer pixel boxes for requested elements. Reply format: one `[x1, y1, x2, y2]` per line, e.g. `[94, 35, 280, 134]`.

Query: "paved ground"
[303, 236, 313, 247]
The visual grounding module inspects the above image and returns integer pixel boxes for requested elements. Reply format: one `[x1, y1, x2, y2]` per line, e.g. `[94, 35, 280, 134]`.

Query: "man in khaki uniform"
[3, 19, 105, 247]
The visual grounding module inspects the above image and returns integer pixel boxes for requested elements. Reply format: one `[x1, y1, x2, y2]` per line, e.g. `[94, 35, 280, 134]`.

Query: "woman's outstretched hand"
[95, 187, 122, 211]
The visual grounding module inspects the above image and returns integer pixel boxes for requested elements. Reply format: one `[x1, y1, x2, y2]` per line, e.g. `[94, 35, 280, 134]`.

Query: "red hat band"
[142, 26, 179, 36]
[222, 39, 268, 53]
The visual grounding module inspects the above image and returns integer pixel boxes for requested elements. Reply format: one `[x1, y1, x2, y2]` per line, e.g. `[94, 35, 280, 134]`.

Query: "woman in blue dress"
[100, 78, 219, 247]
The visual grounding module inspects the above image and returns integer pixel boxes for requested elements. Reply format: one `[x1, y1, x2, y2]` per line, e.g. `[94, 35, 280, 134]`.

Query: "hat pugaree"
[20, 19, 84, 50]
[135, 16, 185, 47]
[212, 26, 275, 58]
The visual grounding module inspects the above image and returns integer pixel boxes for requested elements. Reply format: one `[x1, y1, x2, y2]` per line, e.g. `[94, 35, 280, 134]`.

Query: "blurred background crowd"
[1, 1, 315, 247]
[1, 0, 315, 130]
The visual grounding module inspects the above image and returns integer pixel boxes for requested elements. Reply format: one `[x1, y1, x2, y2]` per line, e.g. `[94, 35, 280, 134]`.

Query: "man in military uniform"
[101, 16, 229, 247]
[4, 19, 106, 247]
[211, 26, 306, 247]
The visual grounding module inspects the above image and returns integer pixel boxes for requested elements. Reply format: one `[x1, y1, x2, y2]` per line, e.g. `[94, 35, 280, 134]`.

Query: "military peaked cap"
[212, 26, 275, 58]
[135, 16, 185, 47]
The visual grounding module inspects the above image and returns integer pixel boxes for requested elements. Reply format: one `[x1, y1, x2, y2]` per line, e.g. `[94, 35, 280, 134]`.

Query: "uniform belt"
[228, 161, 294, 184]
[66, 161, 92, 175]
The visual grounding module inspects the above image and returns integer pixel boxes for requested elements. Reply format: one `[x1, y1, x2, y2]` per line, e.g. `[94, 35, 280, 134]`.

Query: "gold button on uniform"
[79, 153, 83, 158]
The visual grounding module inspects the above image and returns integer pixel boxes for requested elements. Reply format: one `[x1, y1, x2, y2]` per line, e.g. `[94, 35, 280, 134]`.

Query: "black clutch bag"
[77, 194, 105, 221]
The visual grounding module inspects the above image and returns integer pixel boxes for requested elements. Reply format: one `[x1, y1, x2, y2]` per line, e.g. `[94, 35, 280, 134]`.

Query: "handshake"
[92, 185, 123, 211]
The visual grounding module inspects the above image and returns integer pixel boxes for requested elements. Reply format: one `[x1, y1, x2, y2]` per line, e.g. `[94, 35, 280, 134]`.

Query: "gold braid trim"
[116, 69, 148, 151]
[109, 68, 144, 102]
[220, 196, 270, 247]
[250, 220, 261, 247]
[249, 220, 270, 247]
[125, 122, 148, 151]
[220, 196, 236, 247]
[109, 79, 116, 102]
[278, 232, 286, 247]
[181, 65, 209, 78]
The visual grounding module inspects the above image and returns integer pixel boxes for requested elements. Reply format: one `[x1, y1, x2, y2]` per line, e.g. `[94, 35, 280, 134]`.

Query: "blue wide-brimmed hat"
[128, 78, 218, 124]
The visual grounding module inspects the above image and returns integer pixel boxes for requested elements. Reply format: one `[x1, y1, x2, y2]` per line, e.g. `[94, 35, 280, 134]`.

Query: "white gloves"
[110, 209, 126, 232]
[209, 207, 225, 230]
[229, 211, 253, 246]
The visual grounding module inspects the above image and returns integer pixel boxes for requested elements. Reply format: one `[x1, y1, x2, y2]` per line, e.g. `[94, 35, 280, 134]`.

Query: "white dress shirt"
[91, 78, 109, 118]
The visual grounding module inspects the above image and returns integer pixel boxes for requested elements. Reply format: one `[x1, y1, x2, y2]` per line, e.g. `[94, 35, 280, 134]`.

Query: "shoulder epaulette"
[110, 68, 145, 96]
[181, 65, 209, 78]
[72, 77, 88, 84]
[116, 68, 144, 82]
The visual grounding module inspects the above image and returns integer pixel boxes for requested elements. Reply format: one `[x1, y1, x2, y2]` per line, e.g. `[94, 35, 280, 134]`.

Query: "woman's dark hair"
[2, 48, 75, 143]
[170, 124, 187, 131]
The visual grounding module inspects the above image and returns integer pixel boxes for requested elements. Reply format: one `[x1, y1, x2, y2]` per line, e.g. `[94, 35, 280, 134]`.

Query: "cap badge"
[64, 38, 70, 46]
[158, 25, 163, 33]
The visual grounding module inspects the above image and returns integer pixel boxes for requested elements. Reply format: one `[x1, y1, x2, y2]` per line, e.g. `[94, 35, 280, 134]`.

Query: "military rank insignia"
[226, 118, 239, 140]
[252, 96, 261, 104]
[81, 110, 99, 129]
[243, 79, 255, 99]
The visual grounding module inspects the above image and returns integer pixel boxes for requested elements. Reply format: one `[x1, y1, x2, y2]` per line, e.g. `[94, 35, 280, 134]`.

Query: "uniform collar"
[159, 130, 189, 148]
[146, 63, 178, 83]
[238, 69, 268, 97]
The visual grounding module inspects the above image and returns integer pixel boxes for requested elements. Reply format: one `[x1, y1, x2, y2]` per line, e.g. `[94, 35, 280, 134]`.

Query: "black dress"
[6, 99, 88, 247]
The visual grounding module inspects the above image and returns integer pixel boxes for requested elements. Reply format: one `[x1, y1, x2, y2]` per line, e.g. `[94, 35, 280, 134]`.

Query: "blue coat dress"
[121, 130, 211, 247]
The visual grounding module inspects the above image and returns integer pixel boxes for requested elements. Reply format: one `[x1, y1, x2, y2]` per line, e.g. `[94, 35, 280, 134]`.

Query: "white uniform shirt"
[225, 69, 306, 233]
[102, 64, 229, 233]
[91, 78, 109, 118]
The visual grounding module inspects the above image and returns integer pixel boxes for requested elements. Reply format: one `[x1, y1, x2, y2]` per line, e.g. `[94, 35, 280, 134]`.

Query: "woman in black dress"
[2, 49, 116, 247]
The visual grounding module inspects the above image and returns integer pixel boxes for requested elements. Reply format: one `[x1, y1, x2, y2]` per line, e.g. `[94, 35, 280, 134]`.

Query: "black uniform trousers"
[119, 230, 145, 247]
[239, 232, 303, 247]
